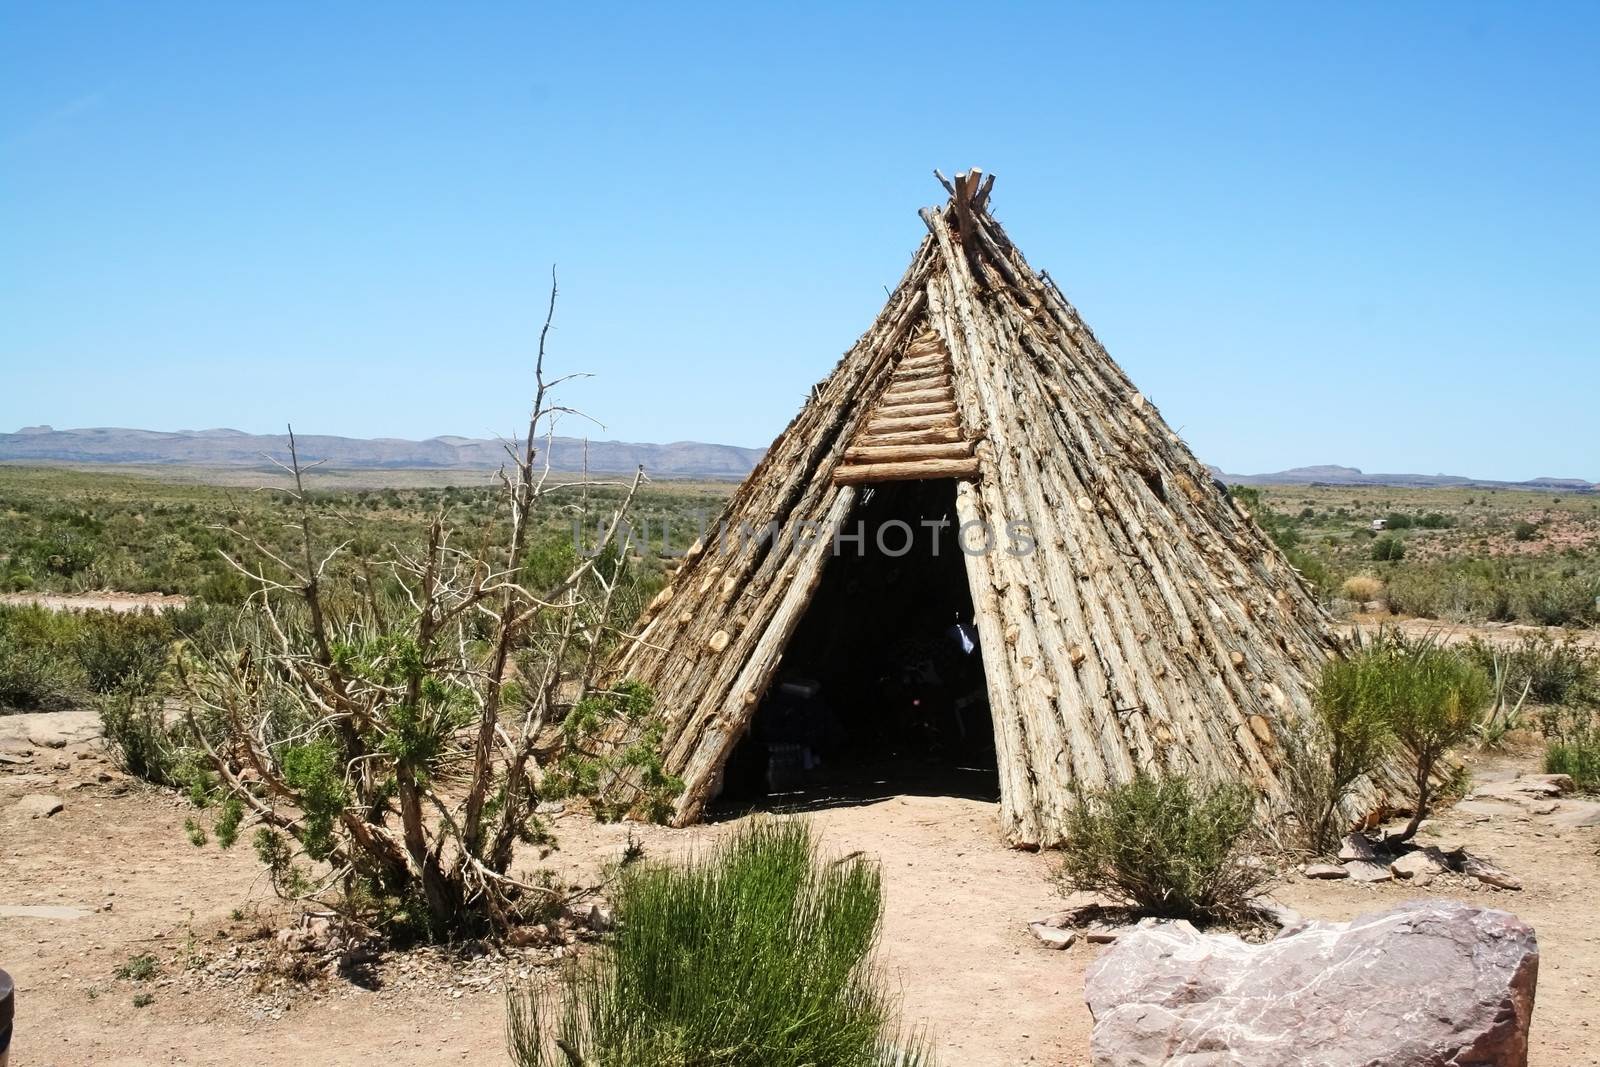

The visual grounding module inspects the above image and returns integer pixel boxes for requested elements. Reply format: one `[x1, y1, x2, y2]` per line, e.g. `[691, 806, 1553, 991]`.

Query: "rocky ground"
[2, 711, 1598, 1066]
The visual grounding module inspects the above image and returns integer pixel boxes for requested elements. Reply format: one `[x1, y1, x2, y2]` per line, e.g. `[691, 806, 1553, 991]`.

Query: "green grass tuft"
[507, 820, 933, 1067]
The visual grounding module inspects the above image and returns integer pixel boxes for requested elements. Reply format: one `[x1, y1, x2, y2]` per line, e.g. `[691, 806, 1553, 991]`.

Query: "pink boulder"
[1084, 900, 1537, 1066]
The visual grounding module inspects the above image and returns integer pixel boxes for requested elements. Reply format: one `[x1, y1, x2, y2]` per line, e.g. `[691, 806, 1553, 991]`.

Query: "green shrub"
[1415, 513, 1455, 529]
[1057, 774, 1265, 925]
[115, 953, 159, 981]
[1382, 559, 1599, 626]
[1371, 535, 1406, 562]
[1461, 635, 1598, 707]
[1281, 654, 1397, 853]
[507, 820, 932, 1067]
[1383, 513, 1415, 531]
[1284, 546, 1333, 600]
[1512, 571, 1600, 627]
[1361, 632, 1492, 841]
[74, 611, 172, 694]
[98, 688, 192, 787]
[1513, 521, 1539, 542]
[1544, 710, 1600, 793]
[0, 604, 77, 709]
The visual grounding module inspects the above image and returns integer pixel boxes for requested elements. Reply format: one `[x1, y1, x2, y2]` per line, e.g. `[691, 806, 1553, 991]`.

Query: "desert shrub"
[74, 611, 172, 694]
[1057, 774, 1265, 925]
[98, 687, 194, 787]
[0, 604, 77, 709]
[1280, 652, 1398, 853]
[1357, 632, 1491, 841]
[1511, 571, 1600, 627]
[177, 329, 676, 940]
[1415, 512, 1455, 529]
[1383, 559, 1599, 627]
[1371, 534, 1406, 562]
[1543, 710, 1600, 793]
[1284, 546, 1332, 599]
[1460, 635, 1598, 707]
[1512, 521, 1539, 542]
[1339, 575, 1385, 603]
[1383, 512, 1414, 531]
[507, 820, 933, 1067]
[115, 953, 159, 981]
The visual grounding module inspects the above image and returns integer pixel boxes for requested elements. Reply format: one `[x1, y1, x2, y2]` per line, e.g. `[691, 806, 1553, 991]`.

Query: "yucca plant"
[507, 820, 934, 1067]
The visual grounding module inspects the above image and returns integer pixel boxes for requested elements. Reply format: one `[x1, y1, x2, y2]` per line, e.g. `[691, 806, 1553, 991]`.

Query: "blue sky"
[2, 2, 1596, 480]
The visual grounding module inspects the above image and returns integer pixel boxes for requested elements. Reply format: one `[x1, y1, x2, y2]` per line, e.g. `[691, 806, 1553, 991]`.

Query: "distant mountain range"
[0, 425, 764, 480]
[1, 426, 1592, 491]
[1208, 464, 1595, 493]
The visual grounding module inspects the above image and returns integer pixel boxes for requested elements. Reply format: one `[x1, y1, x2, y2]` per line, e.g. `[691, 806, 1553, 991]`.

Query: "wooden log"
[863, 411, 959, 435]
[973, 172, 996, 213]
[872, 400, 956, 420]
[878, 384, 953, 405]
[842, 440, 974, 463]
[854, 426, 966, 447]
[954, 477, 1039, 844]
[887, 362, 949, 385]
[833, 455, 981, 484]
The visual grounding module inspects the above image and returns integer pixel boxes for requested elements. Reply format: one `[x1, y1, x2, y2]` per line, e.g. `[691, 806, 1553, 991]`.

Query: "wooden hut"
[610, 172, 1336, 847]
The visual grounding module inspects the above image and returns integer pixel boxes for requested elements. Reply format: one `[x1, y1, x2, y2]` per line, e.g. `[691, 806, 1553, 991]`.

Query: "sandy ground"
[0, 592, 189, 615]
[2, 716, 1597, 1066]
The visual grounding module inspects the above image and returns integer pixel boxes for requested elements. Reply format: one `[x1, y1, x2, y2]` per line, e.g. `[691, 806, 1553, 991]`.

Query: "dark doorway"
[714, 478, 997, 814]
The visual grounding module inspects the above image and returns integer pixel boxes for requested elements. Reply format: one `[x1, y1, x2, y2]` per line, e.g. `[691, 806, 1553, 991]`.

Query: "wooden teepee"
[610, 171, 1336, 847]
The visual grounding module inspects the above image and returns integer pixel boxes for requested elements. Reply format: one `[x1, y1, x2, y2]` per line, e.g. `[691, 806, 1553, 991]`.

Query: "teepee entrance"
[715, 478, 997, 810]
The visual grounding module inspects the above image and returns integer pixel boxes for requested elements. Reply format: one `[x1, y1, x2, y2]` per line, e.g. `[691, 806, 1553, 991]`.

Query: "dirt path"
[0, 591, 189, 614]
[1344, 614, 1600, 650]
[2, 722, 1596, 1066]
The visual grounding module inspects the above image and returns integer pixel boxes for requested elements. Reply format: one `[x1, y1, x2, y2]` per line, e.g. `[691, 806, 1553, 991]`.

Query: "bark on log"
[833, 456, 982, 485]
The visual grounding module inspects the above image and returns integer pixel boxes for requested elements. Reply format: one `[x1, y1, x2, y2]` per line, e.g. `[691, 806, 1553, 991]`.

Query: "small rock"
[1338, 833, 1378, 862]
[585, 904, 614, 932]
[1303, 863, 1349, 880]
[1417, 837, 1467, 858]
[1460, 853, 1522, 891]
[508, 924, 548, 947]
[1525, 801, 1558, 816]
[1085, 927, 1119, 944]
[1390, 847, 1449, 886]
[15, 793, 65, 818]
[1252, 897, 1305, 935]
[1343, 860, 1393, 883]
[1029, 922, 1077, 950]
[0, 904, 89, 919]
[0, 751, 29, 766]
[1550, 801, 1600, 829]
